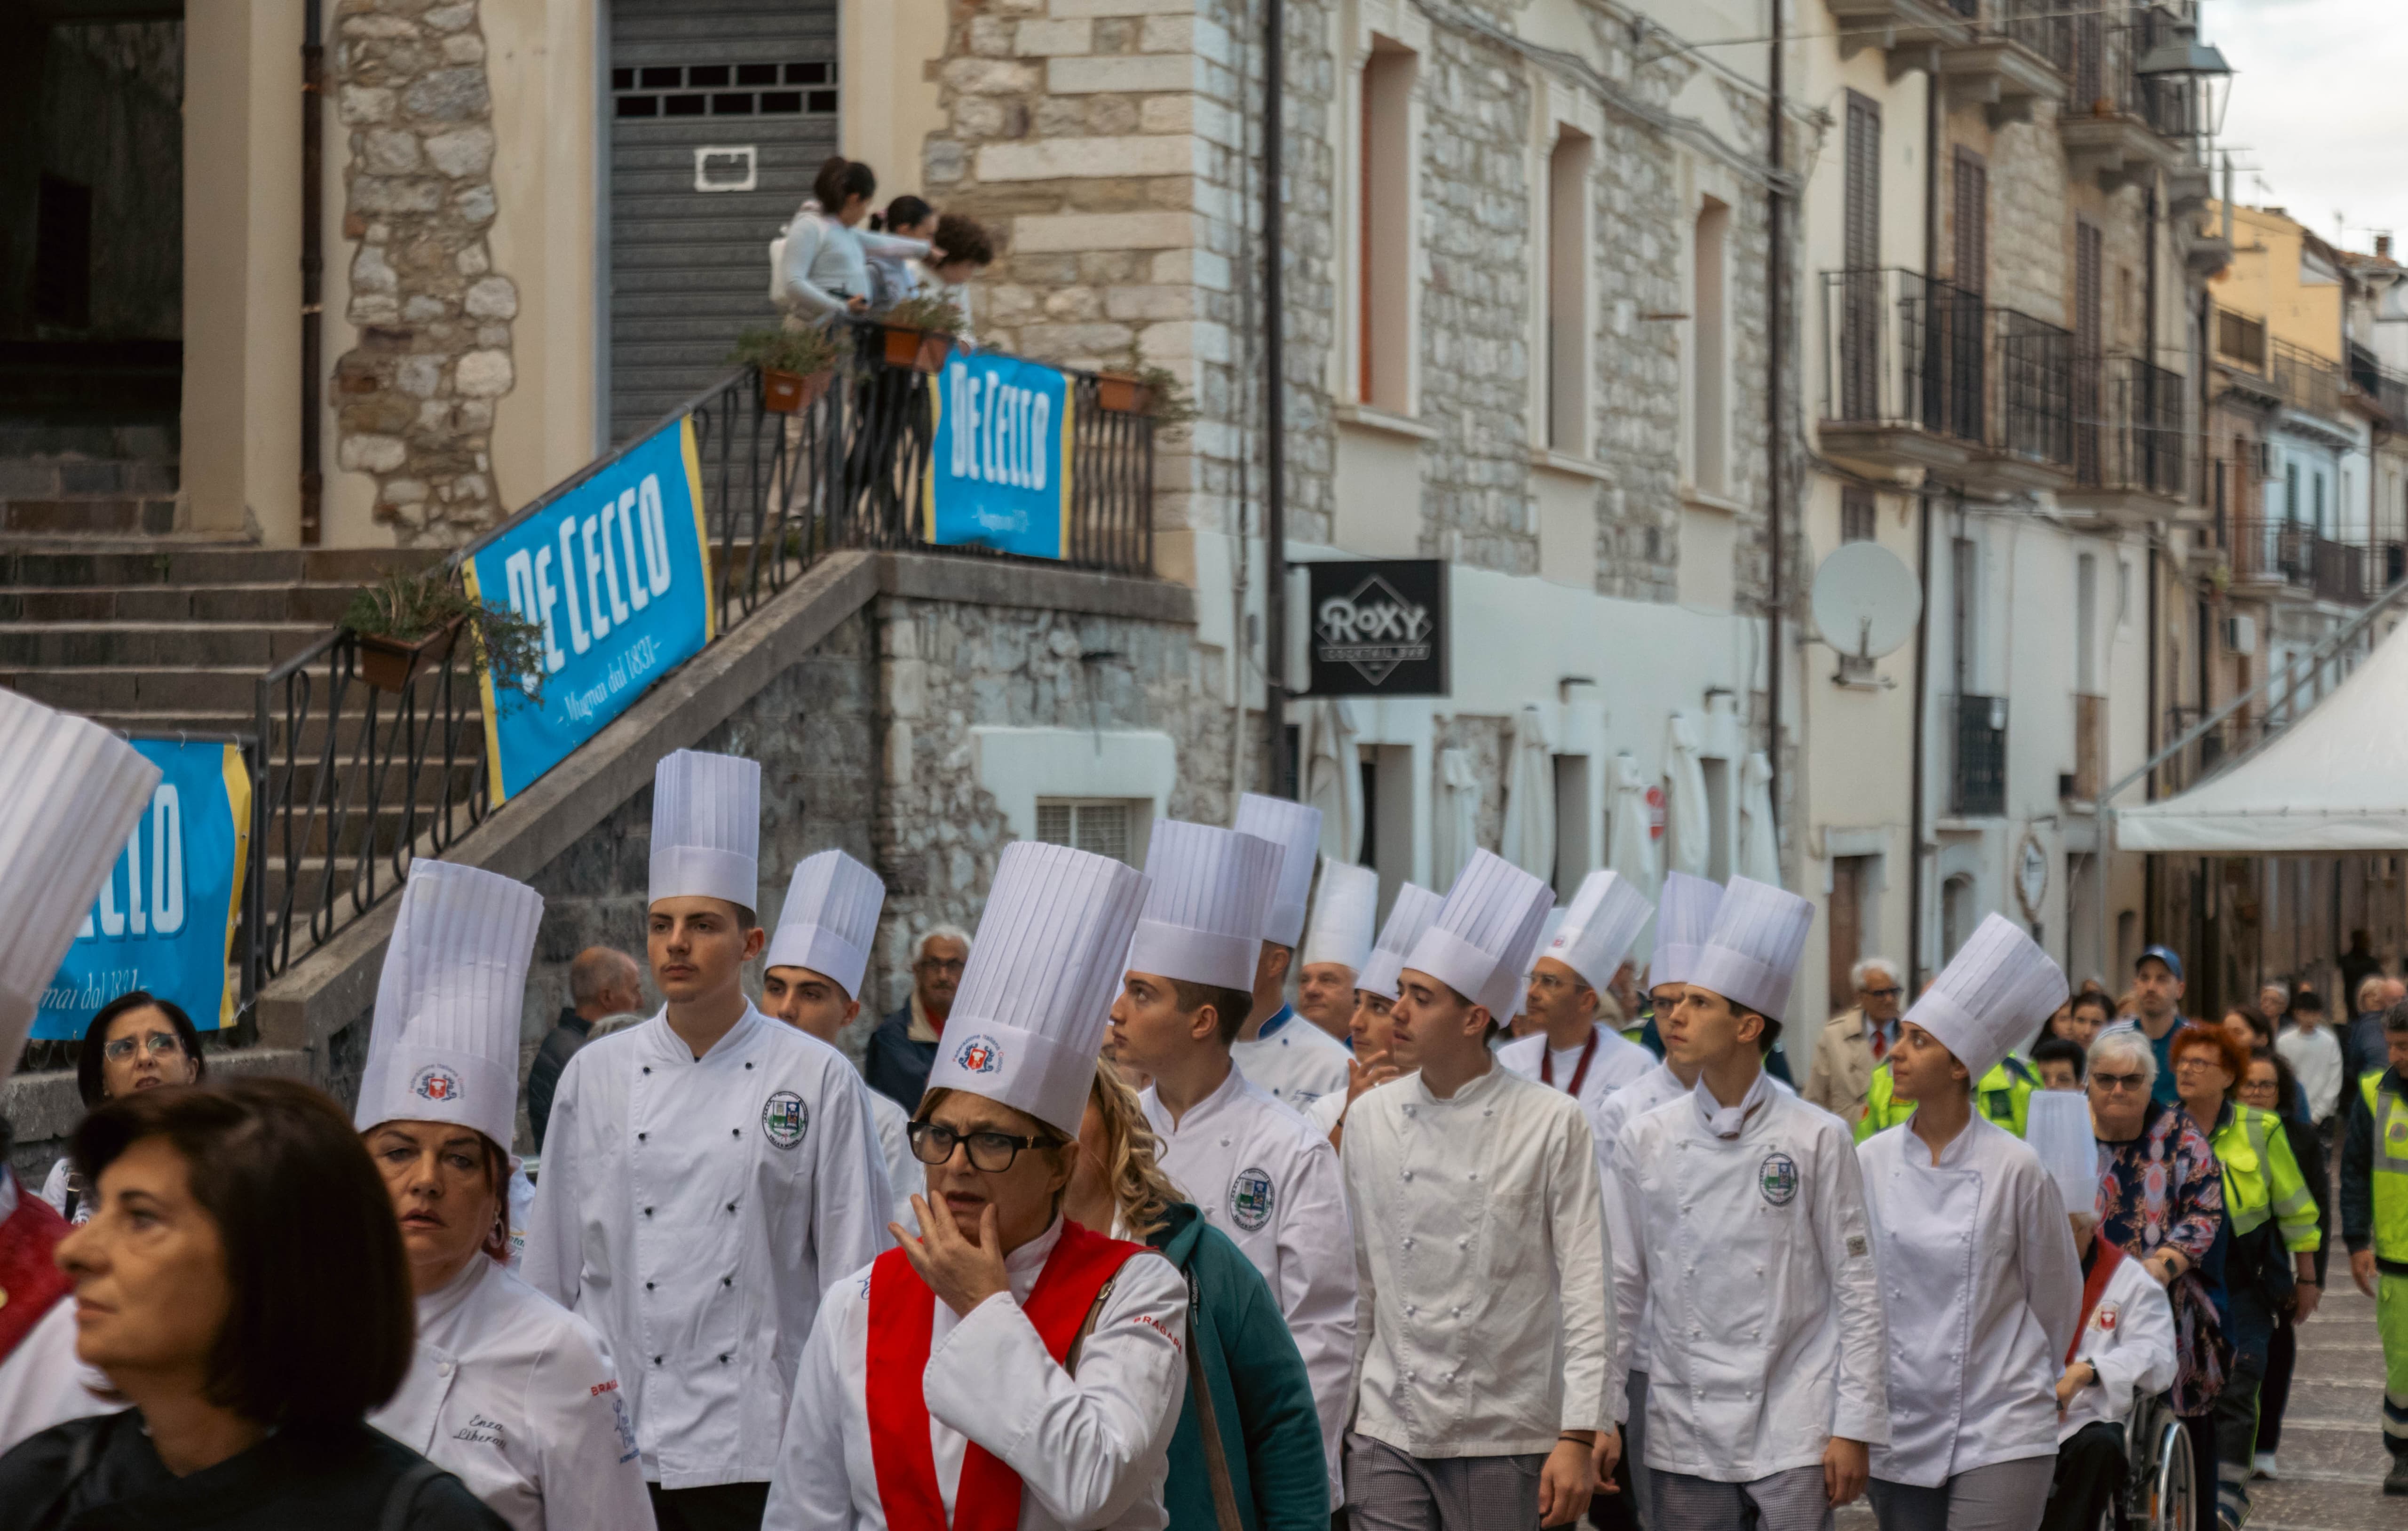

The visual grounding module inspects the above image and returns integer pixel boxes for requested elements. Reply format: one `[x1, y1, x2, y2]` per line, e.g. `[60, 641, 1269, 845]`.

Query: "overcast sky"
[2207, 0, 2408, 254]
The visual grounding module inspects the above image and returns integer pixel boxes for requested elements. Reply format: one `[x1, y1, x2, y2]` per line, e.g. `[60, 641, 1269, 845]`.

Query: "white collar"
[1004, 1215, 1067, 1297]
[419, 1251, 497, 1326]
[1691, 1068, 1772, 1139]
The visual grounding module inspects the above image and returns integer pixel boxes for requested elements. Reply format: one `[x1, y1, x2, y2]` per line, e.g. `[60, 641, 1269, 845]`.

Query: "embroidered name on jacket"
[762, 1090, 808, 1149]
[1758, 1150, 1800, 1206]
[1228, 1167, 1275, 1230]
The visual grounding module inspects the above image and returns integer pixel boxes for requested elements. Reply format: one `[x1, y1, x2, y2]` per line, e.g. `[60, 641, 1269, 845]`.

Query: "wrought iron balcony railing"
[2071, 353, 2186, 501]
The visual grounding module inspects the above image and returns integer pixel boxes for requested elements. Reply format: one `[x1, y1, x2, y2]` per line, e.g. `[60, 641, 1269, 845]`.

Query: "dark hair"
[2292, 988, 2325, 1014]
[878, 194, 933, 232]
[2224, 1006, 2274, 1049]
[77, 991, 206, 1108]
[2069, 990, 2114, 1022]
[2384, 997, 2408, 1035]
[2249, 1046, 2304, 1122]
[933, 212, 995, 268]
[71, 1078, 416, 1428]
[1169, 979, 1255, 1047]
[813, 155, 876, 213]
[2031, 1033, 2087, 1080]
[2168, 1022, 2249, 1098]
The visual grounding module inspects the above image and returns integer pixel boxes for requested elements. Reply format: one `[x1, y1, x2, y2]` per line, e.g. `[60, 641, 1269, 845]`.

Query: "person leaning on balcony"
[912, 214, 994, 349]
[776, 157, 931, 323]
[1805, 957, 1905, 1122]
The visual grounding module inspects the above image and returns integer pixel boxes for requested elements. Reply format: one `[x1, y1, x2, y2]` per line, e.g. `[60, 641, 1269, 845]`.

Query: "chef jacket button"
[646, 1281, 655, 1291]
[719, 1354, 729, 1364]
[645, 1207, 655, 1216]
[653, 1355, 663, 1365]
[723, 1277, 733, 1287]
[1467, 1172, 1477, 1182]
[1402, 1170, 1414, 1181]
[731, 1129, 739, 1137]
[1406, 1305, 1417, 1316]
[726, 1201, 737, 1212]
[1402, 1237, 1414, 1248]
[1451, 1306, 1462, 1317]
[638, 1133, 647, 1141]
[1457, 1237, 1469, 1250]
[1220, 1137, 1230, 1147]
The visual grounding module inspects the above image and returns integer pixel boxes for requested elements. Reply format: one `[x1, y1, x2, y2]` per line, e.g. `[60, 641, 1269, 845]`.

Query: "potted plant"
[878, 293, 965, 373]
[731, 325, 841, 414]
[343, 566, 547, 702]
[1095, 368, 1146, 414]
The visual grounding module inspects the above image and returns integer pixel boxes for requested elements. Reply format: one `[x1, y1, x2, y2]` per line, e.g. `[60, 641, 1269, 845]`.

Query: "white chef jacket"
[370, 1255, 654, 1531]
[763, 1217, 1189, 1531]
[1497, 1025, 1656, 1120]
[0, 1174, 118, 1455]
[1857, 1115, 2081, 1487]
[523, 1004, 893, 1488]
[1304, 1089, 1347, 1139]
[865, 1081, 919, 1229]
[1229, 1006, 1350, 1112]
[1609, 1073, 1889, 1481]
[1342, 1065, 1615, 1457]
[36, 1158, 88, 1226]
[2057, 1245, 2176, 1442]
[1141, 1066, 1356, 1492]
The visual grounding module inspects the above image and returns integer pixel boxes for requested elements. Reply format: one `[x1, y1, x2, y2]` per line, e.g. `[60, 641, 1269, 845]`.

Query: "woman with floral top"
[2089, 1026, 2226, 1531]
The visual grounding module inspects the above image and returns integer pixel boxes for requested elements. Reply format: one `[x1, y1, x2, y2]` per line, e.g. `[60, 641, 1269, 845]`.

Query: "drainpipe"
[1765, 0, 1786, 859]
[1908, 60, 1941, 988]
[1263, 0, 1289, 797]
[300, 2, 324, 546]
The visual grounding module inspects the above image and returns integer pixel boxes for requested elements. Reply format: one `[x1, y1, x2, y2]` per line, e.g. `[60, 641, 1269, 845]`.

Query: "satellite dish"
[1810, 542, 1922, 660]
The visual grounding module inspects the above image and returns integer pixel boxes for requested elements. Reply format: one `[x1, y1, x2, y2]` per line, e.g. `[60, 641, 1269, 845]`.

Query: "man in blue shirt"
[2116, 945, 2192, 1107]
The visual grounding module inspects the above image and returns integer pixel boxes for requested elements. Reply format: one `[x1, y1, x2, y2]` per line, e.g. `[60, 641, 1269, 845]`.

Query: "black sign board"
[1302, 558, 1449, 697]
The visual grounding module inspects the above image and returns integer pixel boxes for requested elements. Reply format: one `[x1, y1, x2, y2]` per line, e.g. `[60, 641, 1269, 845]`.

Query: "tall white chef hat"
[765, 849, 885, 1000]
[0, 691, 161, 1081]
[1546, 870, 1654, 992]
[356, 859, 544, 1153]
[1402, 849, 1556, 1020]
[1687, 875, 1814, 1022]
[2026, 1088, 2103, 1221]
[1356, 883, 1442, 1001]
[1233, 793, 1323, 947]
[927, 840, 1149, 1136]
[649, 748, 760, 912]
[1907, 911, 2068, 1081]
[1649, 871, 1723, 991]
[1125, 821, 1278, 991]
[1299, 861, 1379, 975]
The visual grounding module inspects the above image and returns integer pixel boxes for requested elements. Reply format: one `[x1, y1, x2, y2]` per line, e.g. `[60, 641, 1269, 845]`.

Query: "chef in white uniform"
[0, 692, 156, 1455]
[759, 849, 917, 1227]
[1227, 795, 1351, 1111]
[1857, 914, 2081, 1531]
[2025, 1092, 2175, 1531]
[1295, 860, 1377, 1043]
[764, 840, 1189, 1531]
[1107, 819, 1356, 1498]
[1610, 874, 1888, 1531]
[524, 750, 892, 1531]
[1307, 884, 1443, 1142]
[358, 859, 654, 1531]
[1497, 870, 1656, 1114]
[1343, 849, 1616, 1531]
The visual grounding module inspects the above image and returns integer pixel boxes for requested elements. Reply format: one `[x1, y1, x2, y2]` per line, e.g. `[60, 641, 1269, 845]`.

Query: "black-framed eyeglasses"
[1860, 986, 1904, 1000]
[907, 1120, 1058, 1172]
[101, 1031, 184, 1064]
[2091, 1070, 2148, 1093]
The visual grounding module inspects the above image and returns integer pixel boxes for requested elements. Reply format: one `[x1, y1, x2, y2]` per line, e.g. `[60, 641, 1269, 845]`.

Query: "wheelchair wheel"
[2147, 1417, 2194, 1531]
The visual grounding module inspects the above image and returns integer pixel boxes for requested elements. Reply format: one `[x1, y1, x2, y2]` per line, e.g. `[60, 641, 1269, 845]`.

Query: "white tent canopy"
[2117, 617, 2408, 852]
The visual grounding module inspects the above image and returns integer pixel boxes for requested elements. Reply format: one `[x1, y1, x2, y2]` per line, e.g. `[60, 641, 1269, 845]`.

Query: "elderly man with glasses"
[863, 925, 971, 1111]
[1804, 956, 1906, 1121]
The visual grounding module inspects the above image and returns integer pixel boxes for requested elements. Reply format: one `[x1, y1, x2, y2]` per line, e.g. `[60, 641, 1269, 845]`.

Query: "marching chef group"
[0, 693, 2187, 1531]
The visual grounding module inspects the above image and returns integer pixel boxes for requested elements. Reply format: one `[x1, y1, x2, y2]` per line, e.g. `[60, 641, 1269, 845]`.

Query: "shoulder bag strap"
[1179, 1269, 1248, 1531]
[378, 1458, 448, 1531]
[1064, 1276, 1116, 1375]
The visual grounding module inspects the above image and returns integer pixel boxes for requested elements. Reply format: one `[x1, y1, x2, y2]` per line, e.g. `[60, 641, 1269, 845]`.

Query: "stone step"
[2, 666, 275, 714]
[0, 544, 439, 590]
[0, 497, 183, 537]
[0, 583, 360, 625]
[0, 454, 180, 499]
[0, 622, 327, 669]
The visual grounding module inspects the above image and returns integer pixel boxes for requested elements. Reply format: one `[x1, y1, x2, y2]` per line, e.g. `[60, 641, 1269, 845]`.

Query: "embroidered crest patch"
[2096, 1303, 2120, 1332]
[762, 1090, 808, 1149]
[1228, 1167, 1275, 1230]
[412, 1065, 461, 1103]
[1758, 1150, 1800, 1206]
[952, 1034, 1002, 1074]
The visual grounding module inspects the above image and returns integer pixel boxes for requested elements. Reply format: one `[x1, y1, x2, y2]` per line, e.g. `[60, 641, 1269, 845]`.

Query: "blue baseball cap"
[2136, 944, 2184, 983]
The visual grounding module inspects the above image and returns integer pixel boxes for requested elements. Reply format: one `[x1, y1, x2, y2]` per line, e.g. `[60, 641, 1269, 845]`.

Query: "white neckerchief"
[1690, 1067, 1772, 1140]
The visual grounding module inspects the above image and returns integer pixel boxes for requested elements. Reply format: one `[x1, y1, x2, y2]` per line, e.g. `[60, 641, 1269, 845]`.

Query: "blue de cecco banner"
[40, 740, 251, 1040]
[924, 350, 1074, 559]
[461, 418, 715, 803]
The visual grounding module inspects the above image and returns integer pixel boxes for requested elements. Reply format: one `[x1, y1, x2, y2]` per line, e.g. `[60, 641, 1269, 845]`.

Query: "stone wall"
[330, 0, 516, 546]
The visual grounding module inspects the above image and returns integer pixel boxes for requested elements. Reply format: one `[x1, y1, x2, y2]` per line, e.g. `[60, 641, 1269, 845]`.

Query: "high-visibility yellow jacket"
[2208, 1101, 2320, 1253]
[1853, 1055, 2035, 1143]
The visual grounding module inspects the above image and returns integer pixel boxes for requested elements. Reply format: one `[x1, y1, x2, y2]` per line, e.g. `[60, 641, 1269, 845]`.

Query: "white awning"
[2116, 619, 2408, 853]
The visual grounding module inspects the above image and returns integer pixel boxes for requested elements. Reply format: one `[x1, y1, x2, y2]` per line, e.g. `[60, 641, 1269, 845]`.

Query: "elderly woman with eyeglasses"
[2088, 1026, 2226, 1531]
[39, 992, 207, 1225]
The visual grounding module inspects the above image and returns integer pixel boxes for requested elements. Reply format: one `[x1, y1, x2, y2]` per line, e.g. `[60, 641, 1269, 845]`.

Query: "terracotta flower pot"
[913, 332, 955, 374]
[1096, 372, 1148, 414]
[762, 367, 834, 414]
[356, 616, 463, 693]
[881, 325, 924, 369]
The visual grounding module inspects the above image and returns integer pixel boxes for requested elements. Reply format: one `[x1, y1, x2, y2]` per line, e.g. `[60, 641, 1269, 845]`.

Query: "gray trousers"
[1866, 1456, 2058, 1531]
[1346, 1433, 1545, 1531]
[1622, 1372, 1651, 1529]
[1649, 1465, 1830, 1531]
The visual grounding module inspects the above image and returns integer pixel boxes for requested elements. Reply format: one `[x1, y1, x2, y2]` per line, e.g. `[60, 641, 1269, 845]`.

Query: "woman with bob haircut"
[765, 841, 1188, 1531]
[0, 1077, 506, 1529]
[357, 861, 651, 1531]
[40, 991, 207, 1225]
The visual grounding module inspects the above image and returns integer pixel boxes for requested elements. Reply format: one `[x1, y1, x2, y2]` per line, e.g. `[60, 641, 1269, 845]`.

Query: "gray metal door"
[607, 0, 838, 444]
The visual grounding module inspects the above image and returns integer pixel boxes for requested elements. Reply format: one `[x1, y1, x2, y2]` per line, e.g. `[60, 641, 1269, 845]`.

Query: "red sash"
[867, 1220, 1148, 1531]
[1541, 1031, 1599, 1097]
[0, 1187, 74, 1366]
[2067, 1237, 2129, 1365]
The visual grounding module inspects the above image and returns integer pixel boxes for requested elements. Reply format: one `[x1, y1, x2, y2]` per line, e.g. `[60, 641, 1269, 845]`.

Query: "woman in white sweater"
[778, 157, 931, 319]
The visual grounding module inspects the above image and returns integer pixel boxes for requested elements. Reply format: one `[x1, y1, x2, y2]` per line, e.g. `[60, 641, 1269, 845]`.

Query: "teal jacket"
[1146, 1201, 1329, 1531]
